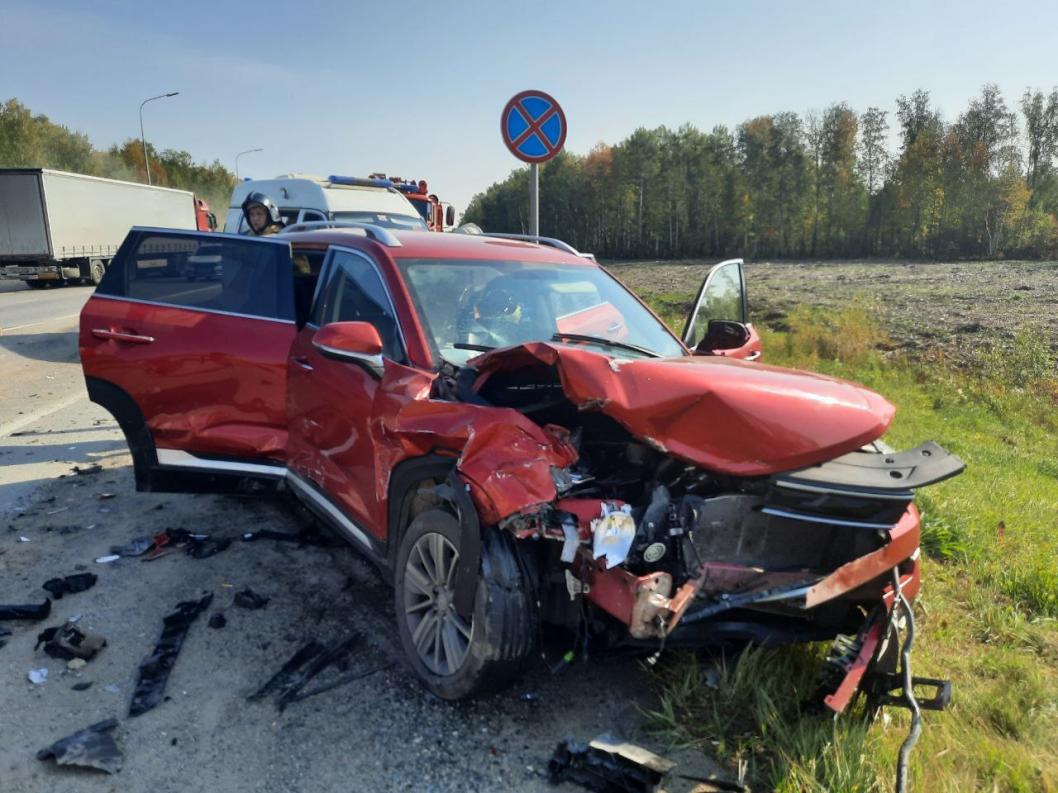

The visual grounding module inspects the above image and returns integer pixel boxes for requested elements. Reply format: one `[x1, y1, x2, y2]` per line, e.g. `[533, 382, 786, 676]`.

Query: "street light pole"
[139, 92, 179, 186]
[235, 148, 264, 181]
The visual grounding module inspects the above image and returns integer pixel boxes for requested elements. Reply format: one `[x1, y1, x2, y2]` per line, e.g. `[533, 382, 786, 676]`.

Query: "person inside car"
[241, 192, 284, 236]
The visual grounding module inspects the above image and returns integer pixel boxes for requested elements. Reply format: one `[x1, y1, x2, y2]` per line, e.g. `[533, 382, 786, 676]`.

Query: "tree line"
[0, 98, 235, 215]
[465, 85, 1058, 260]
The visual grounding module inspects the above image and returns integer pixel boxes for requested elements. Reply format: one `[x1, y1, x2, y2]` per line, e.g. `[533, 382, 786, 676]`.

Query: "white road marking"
[0, 391, 86, 437]
[0, 312, 81, 334]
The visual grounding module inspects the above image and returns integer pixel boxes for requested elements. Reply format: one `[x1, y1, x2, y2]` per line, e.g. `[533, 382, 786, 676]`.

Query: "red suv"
[80, 225, 961, 705]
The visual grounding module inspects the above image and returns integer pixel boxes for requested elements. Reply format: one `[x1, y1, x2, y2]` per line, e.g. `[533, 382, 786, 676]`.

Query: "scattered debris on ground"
[94, 555, 120, 565]
[547, 734, 676, 793]
[249, 634, 378, 711]
[0, 599, 51, 620]
[42, 572, 97, 599]
[71, 681, 93, 691]
[28, 667, 48, 685]
[234, 588, 269, 610]
[208, 611, 226, 629]
[71, 464, 102, 476]
[36, 620, 107, 662]
[109, 536, 153, 558]
[0, 625, 11, 648]
[241, 524, 339, 548]
[129, 592, 213, 717]
[36, 718, 123, 774]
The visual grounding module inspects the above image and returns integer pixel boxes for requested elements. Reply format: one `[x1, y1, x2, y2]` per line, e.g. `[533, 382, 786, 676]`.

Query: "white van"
[224, 174, 428, 234]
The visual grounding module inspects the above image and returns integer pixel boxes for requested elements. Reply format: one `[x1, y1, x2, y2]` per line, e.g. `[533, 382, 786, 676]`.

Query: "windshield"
[397, 258, 686, 366]
[332, 211, 427, 231]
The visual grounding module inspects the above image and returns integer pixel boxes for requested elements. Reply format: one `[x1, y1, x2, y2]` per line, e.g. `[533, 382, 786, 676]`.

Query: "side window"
[685, 262, 745, 348]
[314, 250, 404, 362]
[98, 232, 295, 321]
[300, 210, 326, 223]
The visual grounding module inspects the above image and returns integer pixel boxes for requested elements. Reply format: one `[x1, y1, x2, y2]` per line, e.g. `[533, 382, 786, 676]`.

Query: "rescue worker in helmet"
[241, 192, 284, 236]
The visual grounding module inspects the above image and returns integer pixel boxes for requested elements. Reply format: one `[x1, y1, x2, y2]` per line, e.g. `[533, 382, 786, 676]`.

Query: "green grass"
[638, 297, 1058, 792]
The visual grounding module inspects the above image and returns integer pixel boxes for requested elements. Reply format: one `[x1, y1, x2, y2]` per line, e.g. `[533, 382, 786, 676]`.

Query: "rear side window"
[97, 232, 295, 321]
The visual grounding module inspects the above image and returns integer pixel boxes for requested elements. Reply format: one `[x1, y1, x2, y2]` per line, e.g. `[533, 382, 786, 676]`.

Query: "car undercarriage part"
[547, 734, 676, 793]
[42, 573, 98, 600]
[248, 634, 369, 711]
[36, 718, 123, 775]
[129, 592, 213, 717]
[0, 599, 52, 621]
[890, 568, 921, 793]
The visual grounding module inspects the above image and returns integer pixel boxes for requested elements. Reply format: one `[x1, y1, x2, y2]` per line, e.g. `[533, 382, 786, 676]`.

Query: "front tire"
[394, 509, 538, 700]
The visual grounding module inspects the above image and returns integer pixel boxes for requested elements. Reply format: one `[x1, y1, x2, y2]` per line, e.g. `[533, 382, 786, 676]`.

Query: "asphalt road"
[0, 282, 721, 792]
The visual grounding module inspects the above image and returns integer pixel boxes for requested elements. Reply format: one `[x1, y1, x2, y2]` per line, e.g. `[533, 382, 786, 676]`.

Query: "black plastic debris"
[36, 621, 107, 662]
[0, 625, 11, 649]
[72, 681, 93, 691]
[42, 573, 98, 599]
[71, 464, 103, 476]
[129, 592, 213, 717]
[187, 536, 231, 560]
[249, 635, 373, 711]
[241, 525, 339, 548]
[0, 599, 51, 621]
[547, 735, 676, 793]
[234, 588, 269, 610]
[36, 718, 123, 774]
[208, 611, 227, 629]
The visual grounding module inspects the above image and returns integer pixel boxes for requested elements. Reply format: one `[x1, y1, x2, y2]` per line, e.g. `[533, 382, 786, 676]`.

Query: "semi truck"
[0, 168, 215, 288]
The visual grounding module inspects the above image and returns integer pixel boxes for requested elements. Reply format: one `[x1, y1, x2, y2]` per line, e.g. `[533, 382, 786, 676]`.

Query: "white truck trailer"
[0, 168, 200, 287]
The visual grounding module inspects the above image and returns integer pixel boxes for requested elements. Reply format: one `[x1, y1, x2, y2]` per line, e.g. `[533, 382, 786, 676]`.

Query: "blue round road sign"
[501, 90, 567, 164]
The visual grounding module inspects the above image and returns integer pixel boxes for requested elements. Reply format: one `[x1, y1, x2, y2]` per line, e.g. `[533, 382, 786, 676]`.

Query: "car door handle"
[745, 351, 761, 362]
[292, 356, 314, 372]
[91, 328, 155, 344]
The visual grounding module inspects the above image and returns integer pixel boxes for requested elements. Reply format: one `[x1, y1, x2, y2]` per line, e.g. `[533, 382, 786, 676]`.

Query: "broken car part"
[547, 734, 676, 793]
[36, 621, 107, 661]
[0, 599, 51, 621]
[42, 573, 98, 599]
[0, 625, 10, 648]
[36, 718, 123, 775]
[233, 588, 269, 609]
[109, 536, 153, 557]
[29, 667, 48, 684]
[129, 592, 212, 717]
[249, 635, 364, 711]
[208, 611, 227, 629]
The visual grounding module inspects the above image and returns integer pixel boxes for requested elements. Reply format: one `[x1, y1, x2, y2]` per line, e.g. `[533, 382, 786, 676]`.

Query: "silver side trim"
[774, 479, 914, 501]
[91, 293, 296, 325]
[155, 449, 375, 552]
[156, 448, 287, 476]
[761, 506, 894, 530]
[482, 232, 583, 257]
[285, 471, 374, 550]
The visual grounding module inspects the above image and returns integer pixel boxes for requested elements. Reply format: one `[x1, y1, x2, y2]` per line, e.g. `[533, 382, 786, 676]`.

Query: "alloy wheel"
[402, 532, 474, 676]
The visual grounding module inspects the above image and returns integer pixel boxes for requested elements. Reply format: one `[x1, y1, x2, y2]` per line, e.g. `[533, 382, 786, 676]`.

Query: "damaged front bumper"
[541, 442, 963, 713]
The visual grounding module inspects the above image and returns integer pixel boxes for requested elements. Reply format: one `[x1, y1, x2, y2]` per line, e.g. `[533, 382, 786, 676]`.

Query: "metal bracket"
[866, 674, 952, 712]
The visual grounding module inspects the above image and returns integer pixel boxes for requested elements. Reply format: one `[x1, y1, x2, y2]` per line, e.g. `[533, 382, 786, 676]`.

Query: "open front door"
[681, 258, 761, 360]
[80, 228, 297, 491]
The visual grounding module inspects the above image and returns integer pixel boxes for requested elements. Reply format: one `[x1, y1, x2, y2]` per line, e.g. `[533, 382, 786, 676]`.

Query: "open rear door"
[80, 228, 297, 491]
[681, 258, 761, 360]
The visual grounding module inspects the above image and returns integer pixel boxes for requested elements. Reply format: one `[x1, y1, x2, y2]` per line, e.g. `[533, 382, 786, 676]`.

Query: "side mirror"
[444, 204, 456, 228]
[312, 322, 384, 373]
[695, 319, 750, 354]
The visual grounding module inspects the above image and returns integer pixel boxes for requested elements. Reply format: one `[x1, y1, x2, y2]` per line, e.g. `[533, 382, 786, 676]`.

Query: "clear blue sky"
[3, 0, 1056, 217]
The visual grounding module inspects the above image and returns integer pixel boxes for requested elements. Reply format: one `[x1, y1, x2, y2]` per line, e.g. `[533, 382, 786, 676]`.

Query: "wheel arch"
[84, 375, 158, 490]
[386, 454, 481, 616]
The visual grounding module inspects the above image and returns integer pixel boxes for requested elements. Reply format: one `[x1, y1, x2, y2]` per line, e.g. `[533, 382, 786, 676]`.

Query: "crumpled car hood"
[471, 343, 895, 477]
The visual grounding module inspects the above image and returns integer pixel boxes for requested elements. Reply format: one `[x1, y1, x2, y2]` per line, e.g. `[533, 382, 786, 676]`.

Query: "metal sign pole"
[530, 163, 539, 237]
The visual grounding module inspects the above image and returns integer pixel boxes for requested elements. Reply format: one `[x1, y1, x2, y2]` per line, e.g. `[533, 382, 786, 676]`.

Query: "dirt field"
[610, 259, 1058, 361]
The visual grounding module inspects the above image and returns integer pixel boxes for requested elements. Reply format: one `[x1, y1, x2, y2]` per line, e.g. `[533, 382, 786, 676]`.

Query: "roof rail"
[278, 221, 402, 247]
[482, 233, 594, 260]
